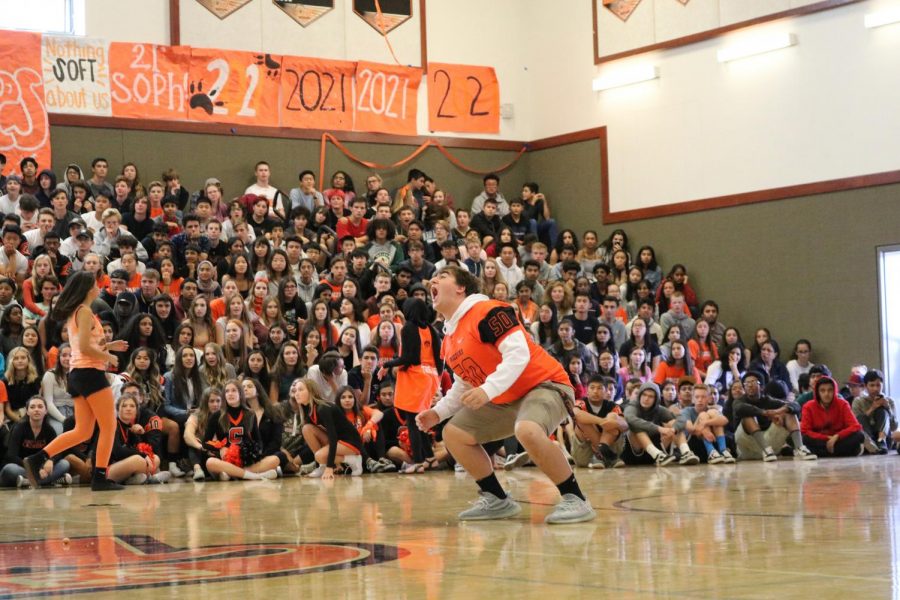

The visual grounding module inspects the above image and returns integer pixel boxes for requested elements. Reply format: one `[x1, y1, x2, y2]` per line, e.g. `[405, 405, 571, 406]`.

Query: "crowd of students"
[0, 152, 893, 488]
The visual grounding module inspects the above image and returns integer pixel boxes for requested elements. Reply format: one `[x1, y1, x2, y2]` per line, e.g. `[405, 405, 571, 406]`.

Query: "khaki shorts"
[447, 382, 572, 444]
[736, 423, 790, 460]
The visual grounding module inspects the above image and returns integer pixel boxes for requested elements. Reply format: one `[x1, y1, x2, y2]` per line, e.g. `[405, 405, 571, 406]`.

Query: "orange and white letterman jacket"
[433, 294, 571, 422]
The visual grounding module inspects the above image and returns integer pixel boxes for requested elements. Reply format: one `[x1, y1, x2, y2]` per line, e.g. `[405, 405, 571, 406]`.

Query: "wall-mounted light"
[592, 64, 659, 92]
[865, 7, 900, 29]
[717, 32, 797, 63]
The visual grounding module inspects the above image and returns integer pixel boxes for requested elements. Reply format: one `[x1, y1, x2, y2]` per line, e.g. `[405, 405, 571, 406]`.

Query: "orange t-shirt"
[209, 297, 226, 322]
[442, 300, 570, 405]
[653, 362, 700, 385]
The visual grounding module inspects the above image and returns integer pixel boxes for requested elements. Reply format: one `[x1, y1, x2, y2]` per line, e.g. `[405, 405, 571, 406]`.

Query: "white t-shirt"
[245, 183, 281, 217]
[0, 249, 29, 276]
[24, 228, 45, 251]
[0, 194, 20, 215]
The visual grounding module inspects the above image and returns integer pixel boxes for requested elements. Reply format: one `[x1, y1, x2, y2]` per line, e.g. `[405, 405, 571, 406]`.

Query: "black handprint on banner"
[189, 80, 224, 115]
[255, 54, 281, 79]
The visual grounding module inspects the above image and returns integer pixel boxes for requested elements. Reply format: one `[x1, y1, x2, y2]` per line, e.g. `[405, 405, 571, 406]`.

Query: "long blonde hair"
[6, 346, 38, 384]
[295, 378, 331, 426]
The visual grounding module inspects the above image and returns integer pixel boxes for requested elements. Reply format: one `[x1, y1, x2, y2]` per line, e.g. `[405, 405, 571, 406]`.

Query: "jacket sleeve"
[733, 396, 766, 419]
[5, 423, 25, 465]
[623, 403, 660, 436]
[162, 373, 188, 420]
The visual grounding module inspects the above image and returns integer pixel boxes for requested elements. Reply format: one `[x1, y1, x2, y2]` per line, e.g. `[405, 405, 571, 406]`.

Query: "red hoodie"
[800, 377, 862, 440]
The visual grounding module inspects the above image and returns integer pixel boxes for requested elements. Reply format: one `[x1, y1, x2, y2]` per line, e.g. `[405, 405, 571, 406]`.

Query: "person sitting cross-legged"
[676, 383, 735, 464]
[571, 375, 628, 470]
[733, 371, 816, 462]
[801, 375, 865, 458]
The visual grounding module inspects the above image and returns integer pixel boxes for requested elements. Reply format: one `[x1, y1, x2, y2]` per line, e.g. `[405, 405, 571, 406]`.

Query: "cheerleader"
[107, 394, 170, 485]
[203, 379, 279, 481]
[23, 271, 127, 491]
[377, 298, 442, 474]
[294, 378, 363, 480]
[336, 385, 392, 473]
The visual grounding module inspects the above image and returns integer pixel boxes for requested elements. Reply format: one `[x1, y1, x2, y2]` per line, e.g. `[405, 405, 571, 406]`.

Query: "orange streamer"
[318, 133, 528, 187]
[373, 0, 402, 66]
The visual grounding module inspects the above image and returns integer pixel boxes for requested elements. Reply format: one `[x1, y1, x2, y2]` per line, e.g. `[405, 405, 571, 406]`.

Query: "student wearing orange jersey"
[417, 266, 595, 525]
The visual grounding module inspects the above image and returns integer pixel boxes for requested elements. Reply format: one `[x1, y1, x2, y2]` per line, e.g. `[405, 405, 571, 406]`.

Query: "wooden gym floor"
[0, 456, 897, 599]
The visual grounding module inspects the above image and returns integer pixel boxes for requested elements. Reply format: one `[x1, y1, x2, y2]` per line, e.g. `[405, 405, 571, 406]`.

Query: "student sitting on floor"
[622, 381, 698, 466]
[1, 396, 71, 488]
[733, 371, 816, 462]
[801, 376, 865, 458]
[851, 369, 897, 454]
[571, 375, 628, 469]
[676, 384, 735, 464]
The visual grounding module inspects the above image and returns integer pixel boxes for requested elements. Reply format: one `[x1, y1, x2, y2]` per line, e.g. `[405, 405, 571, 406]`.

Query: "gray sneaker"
[503, 452, 531, 471]
[545, 494, 597, 525]
[587, 455, 606, 469]
[458, 492, 522, 521]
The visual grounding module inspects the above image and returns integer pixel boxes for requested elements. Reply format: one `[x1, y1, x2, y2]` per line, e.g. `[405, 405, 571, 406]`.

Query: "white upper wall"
[82, 1, 900, 211]
[527, 0, 900, 212]
[84, 0, 533, 141]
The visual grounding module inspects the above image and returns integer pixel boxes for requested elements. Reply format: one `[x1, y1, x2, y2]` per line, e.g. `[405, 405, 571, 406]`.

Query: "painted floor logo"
[0, 535, 409, 597]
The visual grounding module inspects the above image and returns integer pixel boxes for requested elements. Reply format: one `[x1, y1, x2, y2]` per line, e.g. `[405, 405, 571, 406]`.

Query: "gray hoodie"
[623, 381, 675, 435]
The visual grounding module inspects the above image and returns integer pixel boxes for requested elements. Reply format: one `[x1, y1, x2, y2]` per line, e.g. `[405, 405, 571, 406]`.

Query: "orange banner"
[188, 48, 282, 127]
[280, 56, 355, 131]
[0, 31, 51, 171]
[109, 43, 191, 120]
[353, 61, 420, 136]
[427, 63, 500, 134]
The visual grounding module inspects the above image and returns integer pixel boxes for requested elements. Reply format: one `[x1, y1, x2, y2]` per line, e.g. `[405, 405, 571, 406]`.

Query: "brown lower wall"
[50, 124, 896, 375]
[529, 138, 900, 376]
[49, 125, 531, 213]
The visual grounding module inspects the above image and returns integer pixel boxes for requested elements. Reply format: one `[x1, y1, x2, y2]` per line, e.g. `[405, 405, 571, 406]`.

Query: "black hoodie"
[381, 298, 442, 374]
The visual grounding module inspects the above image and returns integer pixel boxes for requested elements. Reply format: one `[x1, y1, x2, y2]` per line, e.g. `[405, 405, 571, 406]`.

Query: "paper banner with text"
[41, 35, 112, 116]
[0, 31, 51, 171]
[188, 48, 282, 127]
[427, 63, 499, 134]
[280, 56, 355, 131]
[353, 61, 420, 136]
[110, 43, 191, 120]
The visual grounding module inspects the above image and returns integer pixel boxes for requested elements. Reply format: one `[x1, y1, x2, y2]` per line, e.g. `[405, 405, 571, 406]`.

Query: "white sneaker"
[454, 463, 467, 474]
[193, 466, 205, 481]
[126, 473, 148, 485]
[219, 472, 231, 482]
[61, 473, 73, 486]
[149, 471, 171, 484]
[307, 465, 325, 478]
[793, 446, 818, 461]
[168, 462, 186, 478]
[707, 450, 724, 465]
[721, 449, 736, 464]
[16, 475, 32, 489]
[259, 469, 278, 480]
[344, 455, 363, 477]
[678, 450, 700, 466]
[299, 462, 318, 475]
[762, 449, 778, 462]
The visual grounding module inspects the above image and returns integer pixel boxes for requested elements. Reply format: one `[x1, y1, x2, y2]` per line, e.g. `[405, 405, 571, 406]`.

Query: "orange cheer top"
[67, 305, 108, 370]
[395, 325, 440, 414]
[442, 300, 570, 405]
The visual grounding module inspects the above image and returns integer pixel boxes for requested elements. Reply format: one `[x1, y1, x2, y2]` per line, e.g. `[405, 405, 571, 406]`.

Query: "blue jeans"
[0, 459, 70, 487]
[534, 219, 558, 249]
